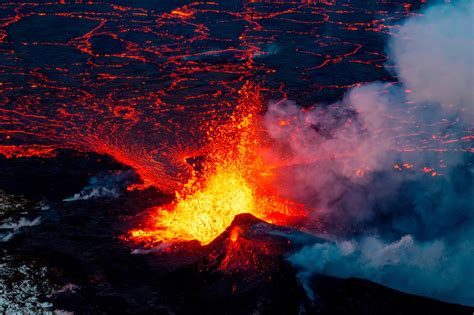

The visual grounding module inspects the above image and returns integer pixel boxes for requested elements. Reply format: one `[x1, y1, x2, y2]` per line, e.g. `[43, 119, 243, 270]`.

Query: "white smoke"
[264, 0, 474, 306]
[63, 171, 134, 202]
[0, 217, 42, 242]
[289, 232, 474, 306]
[388, 0, 474, 117]
[262, 82, 406, 225]
[63, 187, 119, 202]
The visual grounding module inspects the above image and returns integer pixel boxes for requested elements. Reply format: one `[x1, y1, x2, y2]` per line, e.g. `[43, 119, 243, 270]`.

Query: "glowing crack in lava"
[129, 84, 305, 245]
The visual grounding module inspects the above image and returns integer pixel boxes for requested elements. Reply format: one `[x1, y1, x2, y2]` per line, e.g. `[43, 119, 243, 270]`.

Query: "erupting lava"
[129, 84, 305, 245]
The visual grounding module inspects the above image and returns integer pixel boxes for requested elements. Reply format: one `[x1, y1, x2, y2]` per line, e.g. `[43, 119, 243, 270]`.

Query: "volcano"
[1, 0, 473, 313]
[1, 151, 472, 313]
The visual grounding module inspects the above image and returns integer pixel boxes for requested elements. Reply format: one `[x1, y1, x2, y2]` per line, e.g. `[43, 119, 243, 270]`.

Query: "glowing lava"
[129, 84, 305, 245]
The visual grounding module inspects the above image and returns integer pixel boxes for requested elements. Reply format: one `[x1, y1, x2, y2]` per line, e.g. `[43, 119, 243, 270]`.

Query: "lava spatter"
[1, 0, 471, 247]
[0, 1, 444, 191]
[129, 84, 305, 245]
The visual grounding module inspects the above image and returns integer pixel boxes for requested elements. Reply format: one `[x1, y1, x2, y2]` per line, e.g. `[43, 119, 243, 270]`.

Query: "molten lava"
[129, 84, 304, 245]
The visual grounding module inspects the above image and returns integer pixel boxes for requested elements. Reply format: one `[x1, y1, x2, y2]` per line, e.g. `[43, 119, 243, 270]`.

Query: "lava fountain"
[129, 84, 305, 245]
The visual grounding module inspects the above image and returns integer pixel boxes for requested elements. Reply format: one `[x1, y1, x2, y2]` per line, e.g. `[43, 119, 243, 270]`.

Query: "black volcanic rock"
[308, 275, 472, 315]
[177, 214, 473, 315]
[0, 154, 472, 314]
[0, 149, 129, 201]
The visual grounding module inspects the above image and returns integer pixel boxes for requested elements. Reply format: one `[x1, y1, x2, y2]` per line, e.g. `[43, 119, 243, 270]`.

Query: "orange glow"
[0, 145, 58, 159]
[422, 167, 434, 173]
[171, 10, 194, 18]
[278, 120, 289, 127]
[230, 227, 241, 242]
[129, 84, 305, 246]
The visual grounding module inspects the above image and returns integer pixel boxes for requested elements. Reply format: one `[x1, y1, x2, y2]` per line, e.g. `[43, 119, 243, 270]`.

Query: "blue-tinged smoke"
[263, 0, 474, 306]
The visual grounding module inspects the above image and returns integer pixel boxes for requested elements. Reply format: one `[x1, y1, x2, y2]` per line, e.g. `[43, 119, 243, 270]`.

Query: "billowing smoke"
[289, 232, 474, 306]
[263, 83, 405, 226]
[388, 0, 474, 119]
[262, 1, 474, 306]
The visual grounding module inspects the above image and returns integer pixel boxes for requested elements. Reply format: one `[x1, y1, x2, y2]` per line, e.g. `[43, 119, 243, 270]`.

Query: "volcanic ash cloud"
[264, 0, 474, 306]
[388, 0, 474, 118]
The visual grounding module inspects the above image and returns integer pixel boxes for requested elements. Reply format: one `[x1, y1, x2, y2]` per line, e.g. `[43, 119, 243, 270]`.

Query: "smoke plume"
[63, 171, 135, 202]
[388, 0, 474, 118]
[263, 0, 474, 306]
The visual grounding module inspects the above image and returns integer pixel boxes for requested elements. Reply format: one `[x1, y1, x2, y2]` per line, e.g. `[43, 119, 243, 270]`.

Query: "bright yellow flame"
[132, 165, 256, 245]
[129, 83, 304, 246]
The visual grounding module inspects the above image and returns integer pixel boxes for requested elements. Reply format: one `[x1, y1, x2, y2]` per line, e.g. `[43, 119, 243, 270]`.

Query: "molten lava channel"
[129, 84, 304, 245]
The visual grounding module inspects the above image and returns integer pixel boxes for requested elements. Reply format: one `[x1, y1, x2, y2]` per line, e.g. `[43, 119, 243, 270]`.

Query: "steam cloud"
[263, 1, 474, 306]
[389, 0, 474, 117]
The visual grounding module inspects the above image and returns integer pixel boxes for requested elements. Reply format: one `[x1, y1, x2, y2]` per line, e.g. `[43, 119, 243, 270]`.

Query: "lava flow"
[129, 84, 305, 245]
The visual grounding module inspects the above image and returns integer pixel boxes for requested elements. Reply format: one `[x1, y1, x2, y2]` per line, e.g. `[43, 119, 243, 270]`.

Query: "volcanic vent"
[127, 83, 306, 246]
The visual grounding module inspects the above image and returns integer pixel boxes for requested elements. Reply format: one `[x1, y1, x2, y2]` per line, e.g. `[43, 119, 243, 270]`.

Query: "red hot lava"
[129, 83, 306, 246]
